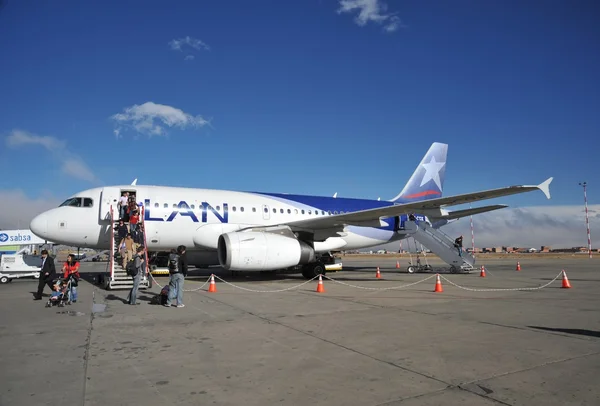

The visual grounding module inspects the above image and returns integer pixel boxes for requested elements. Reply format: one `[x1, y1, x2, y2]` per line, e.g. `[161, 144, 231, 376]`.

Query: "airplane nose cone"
[30, 214, 48, 238]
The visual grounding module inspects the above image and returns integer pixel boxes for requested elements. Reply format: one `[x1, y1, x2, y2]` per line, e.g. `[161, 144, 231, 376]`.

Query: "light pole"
[579, 182, 592, 258]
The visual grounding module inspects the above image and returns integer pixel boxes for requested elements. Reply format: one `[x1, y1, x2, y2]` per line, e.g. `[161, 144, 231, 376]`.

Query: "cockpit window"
[83, 198, 93, 207]
[59, 198, 82, 207]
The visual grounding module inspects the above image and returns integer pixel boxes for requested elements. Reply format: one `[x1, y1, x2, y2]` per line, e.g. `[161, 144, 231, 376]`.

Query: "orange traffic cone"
[516, 261, 521, 271]
[316, 274, 325, 293]
[434, 274, 443, 292]
[561, 270, 572, 289]
[479, 265, 486, 277]
[396, 260, 400, 269]
[208, 274, 217, 293]
[376, 267, 382, 279]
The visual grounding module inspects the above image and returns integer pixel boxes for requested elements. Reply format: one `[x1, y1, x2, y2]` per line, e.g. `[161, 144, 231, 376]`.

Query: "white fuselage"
[30, 186, 405, 266]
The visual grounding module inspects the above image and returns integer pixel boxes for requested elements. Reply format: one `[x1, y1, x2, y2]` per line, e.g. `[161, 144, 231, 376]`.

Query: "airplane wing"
[433, 204, 508, 221]
[284, 177, 552, 232]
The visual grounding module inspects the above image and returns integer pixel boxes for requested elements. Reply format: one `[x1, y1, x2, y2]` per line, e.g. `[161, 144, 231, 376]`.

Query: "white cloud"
[5, 130, 97, 182]
[337, 0, 405, 32]
[0, 189, 61, 230]
[169, 36, 210, 60]
[184, 55, 195, 61]
[377, 205, 600, 251]
[110, 101, 211, 138]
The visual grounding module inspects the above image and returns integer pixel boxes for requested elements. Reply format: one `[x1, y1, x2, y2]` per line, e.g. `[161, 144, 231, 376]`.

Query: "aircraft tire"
[301, 262, 326, 279]
[0, 276, 9, 284]
[407, 266, 415, 274]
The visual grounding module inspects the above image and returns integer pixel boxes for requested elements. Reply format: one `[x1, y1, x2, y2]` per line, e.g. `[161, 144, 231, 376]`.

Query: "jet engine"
[218, 231, 315, 271]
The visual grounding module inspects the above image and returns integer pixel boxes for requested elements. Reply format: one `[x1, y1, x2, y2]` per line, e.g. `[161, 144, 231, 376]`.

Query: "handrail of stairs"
[140, 205, 149, 279]
[109, 204, 115, 281]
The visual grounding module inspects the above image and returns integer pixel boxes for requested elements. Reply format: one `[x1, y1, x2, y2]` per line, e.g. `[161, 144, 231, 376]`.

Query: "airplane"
[29, 142, 552, 279]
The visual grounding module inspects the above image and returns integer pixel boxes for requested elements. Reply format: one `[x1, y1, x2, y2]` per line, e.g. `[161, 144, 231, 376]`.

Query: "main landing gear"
[301, 262, 326, 279]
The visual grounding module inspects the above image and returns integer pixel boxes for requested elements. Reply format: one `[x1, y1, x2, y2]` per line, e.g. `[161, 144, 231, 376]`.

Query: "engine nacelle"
[218, 232, 315, 271]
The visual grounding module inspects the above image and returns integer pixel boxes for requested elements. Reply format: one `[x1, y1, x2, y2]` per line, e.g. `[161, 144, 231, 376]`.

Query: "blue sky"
[1, 0, 599, 245]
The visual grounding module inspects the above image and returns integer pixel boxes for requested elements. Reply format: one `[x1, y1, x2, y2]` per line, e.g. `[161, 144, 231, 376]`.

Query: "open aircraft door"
[100, 187, 122, 221]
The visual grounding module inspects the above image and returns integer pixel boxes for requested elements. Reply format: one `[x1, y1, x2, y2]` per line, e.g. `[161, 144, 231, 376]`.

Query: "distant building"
[540, 246, 551, 252]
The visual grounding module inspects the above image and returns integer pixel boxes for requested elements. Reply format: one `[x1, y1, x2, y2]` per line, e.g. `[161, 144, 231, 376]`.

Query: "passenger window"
[232, 206, 237, 212]
[173, 204, 177, 208]
[294, 209, 298, 214]
[273, 208, 276, 213]
[264, 207, 268, 213]
[191, 204, 195, 209]
[287, 209, 291, 214]
[83, 198, 93, 207]
[164, 203, 168, 208]
[328, 211, 332, 215]
[240, 207, 244, 212]
[334, 211, 338, 214]
[154, 203, 159, 208]
[216, 206, 221, 211]
[321, 210, 325, 215]
[280, 208, 284, 213]
[252, 207, 256, 212]
[301, 210, 305, 214]
[308, 210, 312, 215]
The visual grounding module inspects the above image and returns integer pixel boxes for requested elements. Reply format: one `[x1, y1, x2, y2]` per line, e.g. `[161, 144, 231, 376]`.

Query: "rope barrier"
[146, 270, 567, 294]
[149, 273, 210, 292]
[212, 274, 320, 293]
[440, 270, 563, 292]
[322, 273, 436, 291]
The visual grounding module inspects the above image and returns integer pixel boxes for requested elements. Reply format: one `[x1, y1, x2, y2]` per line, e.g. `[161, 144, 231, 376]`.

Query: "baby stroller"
[45, 278, 71, 307]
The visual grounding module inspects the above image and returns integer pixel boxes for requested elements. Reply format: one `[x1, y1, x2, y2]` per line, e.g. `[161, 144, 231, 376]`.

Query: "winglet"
[538, 177, 552, 199]
[131, 178, 138, 186]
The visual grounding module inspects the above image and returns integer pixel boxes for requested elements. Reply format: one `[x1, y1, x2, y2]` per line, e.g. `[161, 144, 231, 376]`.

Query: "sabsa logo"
[8, 234, 32, 242]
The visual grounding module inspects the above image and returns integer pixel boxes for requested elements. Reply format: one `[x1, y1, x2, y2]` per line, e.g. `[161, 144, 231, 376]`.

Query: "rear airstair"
[102, 205, 152, 290]
[403, 220, 475, 272]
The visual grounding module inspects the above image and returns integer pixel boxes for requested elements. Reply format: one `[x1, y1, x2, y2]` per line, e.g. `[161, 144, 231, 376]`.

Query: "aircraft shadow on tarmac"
[529, 326, 600, 338]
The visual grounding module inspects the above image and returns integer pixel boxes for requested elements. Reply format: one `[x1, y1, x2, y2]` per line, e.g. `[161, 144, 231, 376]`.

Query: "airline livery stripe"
[403, 190, 442, 199]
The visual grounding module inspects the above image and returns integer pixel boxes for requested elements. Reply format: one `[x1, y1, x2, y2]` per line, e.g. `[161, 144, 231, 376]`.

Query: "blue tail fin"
[390, 142, 448, 202]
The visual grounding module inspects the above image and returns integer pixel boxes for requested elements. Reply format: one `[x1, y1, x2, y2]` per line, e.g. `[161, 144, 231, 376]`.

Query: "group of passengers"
[125, 245, 187, 308]
[116, 192, 145, 268]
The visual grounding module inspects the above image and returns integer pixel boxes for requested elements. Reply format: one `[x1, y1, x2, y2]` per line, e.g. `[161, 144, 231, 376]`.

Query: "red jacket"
[63, 262, 80, 279]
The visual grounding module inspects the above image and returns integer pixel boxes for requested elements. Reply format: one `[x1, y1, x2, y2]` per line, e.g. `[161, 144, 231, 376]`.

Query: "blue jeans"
[166, 273, 184, 305]
[127, 273, 141, 304]
[69, 286, 78, 302]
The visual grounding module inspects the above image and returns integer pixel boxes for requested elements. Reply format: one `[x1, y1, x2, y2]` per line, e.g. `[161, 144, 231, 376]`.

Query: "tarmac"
[0, 256, 599, 406]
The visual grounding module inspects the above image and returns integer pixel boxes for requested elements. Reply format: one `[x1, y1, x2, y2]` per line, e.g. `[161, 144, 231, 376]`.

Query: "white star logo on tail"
[419, 156, 445, 190]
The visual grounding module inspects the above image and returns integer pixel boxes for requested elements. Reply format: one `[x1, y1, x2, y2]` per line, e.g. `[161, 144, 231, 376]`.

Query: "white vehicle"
[0, 252, 42, 283]
[29, 142, 552, 280]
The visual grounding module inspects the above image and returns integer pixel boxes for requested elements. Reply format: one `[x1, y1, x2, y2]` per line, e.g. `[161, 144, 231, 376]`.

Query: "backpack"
[168, 254, 179, 272]
[126, 257, 138, 277]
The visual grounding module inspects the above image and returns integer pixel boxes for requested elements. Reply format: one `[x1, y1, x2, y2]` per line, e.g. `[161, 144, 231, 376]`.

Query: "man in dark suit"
[34, 249, 57, 300]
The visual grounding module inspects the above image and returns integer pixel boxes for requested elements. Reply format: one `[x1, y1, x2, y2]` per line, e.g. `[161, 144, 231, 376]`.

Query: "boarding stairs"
[403, 220, 475, 272]
[103, 205, 152, 290]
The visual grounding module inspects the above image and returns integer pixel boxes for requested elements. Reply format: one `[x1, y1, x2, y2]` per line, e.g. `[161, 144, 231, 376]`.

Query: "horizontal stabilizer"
[439, 205, 508, 220]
